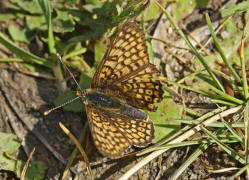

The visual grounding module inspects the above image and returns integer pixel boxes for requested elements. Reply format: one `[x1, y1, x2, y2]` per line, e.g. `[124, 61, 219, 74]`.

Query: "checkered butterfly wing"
[85, 105, 154, 157]
[91, 21, 163, 111]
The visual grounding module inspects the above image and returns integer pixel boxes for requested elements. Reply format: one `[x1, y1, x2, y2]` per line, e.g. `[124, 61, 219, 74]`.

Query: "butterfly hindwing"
[85, 104, 130, 156]
[112, 114, 155, 147]
[85, 104, 155, 157]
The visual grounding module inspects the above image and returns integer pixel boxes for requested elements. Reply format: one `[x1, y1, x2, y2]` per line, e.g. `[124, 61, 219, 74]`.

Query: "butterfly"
[77, 21, 163, 157]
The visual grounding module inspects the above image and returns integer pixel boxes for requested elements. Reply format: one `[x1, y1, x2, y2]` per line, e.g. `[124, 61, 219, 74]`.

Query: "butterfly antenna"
[44, 54, 86, 115]
[56, 53, 83, 92]
[44, 96, 80, 115]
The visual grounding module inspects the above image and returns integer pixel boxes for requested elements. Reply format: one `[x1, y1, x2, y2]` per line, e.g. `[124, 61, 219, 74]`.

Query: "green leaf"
[8, 25, 34, 43]
[223, 18, 238, 33]
[79, 73, 92, 90]
[0, 153, 44, 180]
[0, 132, 44, 179]
[20, 161, 44, 180]
[38, 0, 56, 54]
[54, 91, 84, 112]
[64, 52, 90, 73]
[54, 73, 91, 112]
[196, 0, 209, 8]
[143, 0, 167, 21]
[172, 0, 196, 21]
[192, 55, 219, 73]
[94, 40, 105, 63]
[221, 1, 249, 18]
[147, 98, 182, 143]
[10, 0, 43, 14]
[0, 133, 21, 154]
[0, 13, 23, 22]
[66, 7, 111, 42]
[85, 0, 101, 4]
[25, 15, 46, 30]
[53, 9, 75, 33]
[114, 0, 148, 22]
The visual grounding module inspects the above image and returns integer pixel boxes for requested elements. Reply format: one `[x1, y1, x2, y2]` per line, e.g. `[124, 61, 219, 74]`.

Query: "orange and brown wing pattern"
[91, 21, 150, 88]
[113, 115, 154, 147]
[85, 104, 130, 156]
[91, 21, 163, 110]
[85, 105, 154, 157]
[114, 64, 163, 111]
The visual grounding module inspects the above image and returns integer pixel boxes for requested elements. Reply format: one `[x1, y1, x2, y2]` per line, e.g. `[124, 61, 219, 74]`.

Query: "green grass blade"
[166, 79, 243, 105]
[63, 48, 87, 60]
[212, 99, 238, 106]
[139, 138, 238, 155]
[185, 108, 202, 117]
[38, 0, 64, 82]
[140, 107, 228, 155]
[202, 80, 243, 104]
[169, 143, 210, 180]
[202, 126, 245, 164]
[165, 80, 218, 97]
[38, 0, 56, 54]
[205, 14, 241, 84]
[0, 58, 24, 62]
[231, 163, 249, 179]
[220, 116, 243, 142]
[244, 101, 249, 163]
[240, 19, 249, 100]
[0, 32, 52, 68]
[178, 120, 244, 128]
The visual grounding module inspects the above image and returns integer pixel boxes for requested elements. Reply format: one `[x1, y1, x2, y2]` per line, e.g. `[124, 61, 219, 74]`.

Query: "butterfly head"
[76, 89, 88, 103]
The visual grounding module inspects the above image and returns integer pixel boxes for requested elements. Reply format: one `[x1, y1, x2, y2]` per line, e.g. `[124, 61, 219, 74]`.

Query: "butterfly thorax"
[83, 89, 148, 120]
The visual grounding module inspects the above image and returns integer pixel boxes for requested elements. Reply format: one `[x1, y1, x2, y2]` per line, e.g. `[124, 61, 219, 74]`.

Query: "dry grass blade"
[59, 122, 94, 180]
[62, 122, 88, 179]
[20, 147, 36, 180]
[208, 167, 238, 174]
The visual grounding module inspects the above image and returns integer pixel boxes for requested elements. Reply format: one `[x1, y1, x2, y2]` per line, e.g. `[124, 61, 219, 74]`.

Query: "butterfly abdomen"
[120, 103, 148, 120]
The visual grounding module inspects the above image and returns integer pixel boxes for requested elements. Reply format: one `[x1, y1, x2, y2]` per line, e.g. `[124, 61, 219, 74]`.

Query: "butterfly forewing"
[92, 22, 149, 87]
[91, 21, 163, 111]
